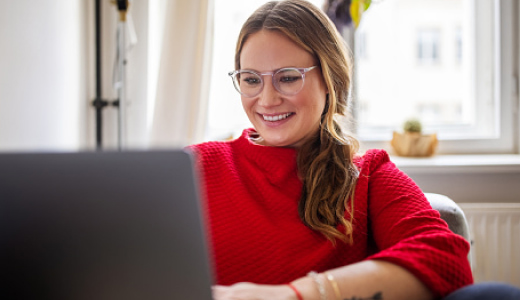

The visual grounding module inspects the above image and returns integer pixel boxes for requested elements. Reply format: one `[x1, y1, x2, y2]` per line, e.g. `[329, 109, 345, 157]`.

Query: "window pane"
[355, 0, 497, 141]
[417, 29, 440, 64]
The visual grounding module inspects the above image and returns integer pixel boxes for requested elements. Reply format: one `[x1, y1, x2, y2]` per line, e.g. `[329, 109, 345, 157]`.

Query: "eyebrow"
[238, 66, 308, 72]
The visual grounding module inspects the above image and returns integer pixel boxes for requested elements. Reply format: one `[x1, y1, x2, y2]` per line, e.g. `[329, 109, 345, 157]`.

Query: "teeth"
[262, 113, 292, 122]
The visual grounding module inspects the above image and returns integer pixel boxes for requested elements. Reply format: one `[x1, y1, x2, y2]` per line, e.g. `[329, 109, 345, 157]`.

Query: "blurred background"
[1, 0, 518, 153]
[0, 0, 519, 286]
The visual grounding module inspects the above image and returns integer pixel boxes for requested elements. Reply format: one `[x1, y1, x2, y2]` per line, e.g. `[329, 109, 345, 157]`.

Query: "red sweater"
[190, 129, 473, 298]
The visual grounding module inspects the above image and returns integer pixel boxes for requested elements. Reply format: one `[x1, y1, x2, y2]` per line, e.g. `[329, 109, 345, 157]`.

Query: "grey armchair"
[425, 192, 472, 267]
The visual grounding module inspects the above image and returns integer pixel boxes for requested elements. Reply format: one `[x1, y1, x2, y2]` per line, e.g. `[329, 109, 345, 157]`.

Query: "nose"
[257, 76, 282, 107]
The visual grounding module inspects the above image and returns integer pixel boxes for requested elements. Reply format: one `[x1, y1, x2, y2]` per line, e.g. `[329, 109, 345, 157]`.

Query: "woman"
[190, 0, 474, 299]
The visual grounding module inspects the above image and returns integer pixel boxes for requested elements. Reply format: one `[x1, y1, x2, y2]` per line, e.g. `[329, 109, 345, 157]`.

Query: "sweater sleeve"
[363, 150, 473, 298]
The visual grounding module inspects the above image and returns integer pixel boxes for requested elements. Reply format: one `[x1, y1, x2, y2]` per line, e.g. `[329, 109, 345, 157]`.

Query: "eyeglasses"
[228, 66, 318, 98]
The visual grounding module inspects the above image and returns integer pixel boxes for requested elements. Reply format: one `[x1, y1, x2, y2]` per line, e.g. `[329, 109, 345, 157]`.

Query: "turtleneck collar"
[232, 128, 299, 179]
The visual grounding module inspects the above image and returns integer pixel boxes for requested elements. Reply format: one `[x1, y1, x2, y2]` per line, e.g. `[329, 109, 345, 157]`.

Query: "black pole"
[116, 0, 128, 11]
[95, 0, 102, 100]
[92, 0, 108, 150]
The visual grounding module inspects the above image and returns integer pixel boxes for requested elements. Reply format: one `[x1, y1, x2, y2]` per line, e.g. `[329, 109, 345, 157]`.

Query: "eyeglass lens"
[232, 68, 305, 97]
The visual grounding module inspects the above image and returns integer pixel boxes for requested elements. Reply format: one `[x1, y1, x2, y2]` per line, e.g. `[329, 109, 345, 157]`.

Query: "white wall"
[0, 1, 88, 151]
[404, 169, 520, 203]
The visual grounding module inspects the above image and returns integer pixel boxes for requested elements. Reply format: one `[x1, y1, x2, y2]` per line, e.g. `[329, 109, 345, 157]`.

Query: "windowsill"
[391, 154, 520, 174]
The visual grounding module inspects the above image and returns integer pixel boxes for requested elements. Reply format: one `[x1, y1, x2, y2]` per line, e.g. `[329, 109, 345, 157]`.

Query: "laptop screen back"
[0, 150, 213, 300]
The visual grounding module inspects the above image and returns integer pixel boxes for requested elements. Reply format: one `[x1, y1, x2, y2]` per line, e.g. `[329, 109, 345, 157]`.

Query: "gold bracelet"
[324, 272, 341, 300]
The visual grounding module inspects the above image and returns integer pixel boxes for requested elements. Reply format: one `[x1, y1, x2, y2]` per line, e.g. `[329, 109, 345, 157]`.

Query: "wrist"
[291, 271, 340, 300]
[290, 275, 321, 300]
[324, 272, 341, 300]
[308, 271, 328, 300]
[287, 283, 304, 300]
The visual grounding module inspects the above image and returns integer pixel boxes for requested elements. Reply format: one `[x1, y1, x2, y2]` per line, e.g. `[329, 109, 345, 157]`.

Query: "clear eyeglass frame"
[228, 66, 318, 98]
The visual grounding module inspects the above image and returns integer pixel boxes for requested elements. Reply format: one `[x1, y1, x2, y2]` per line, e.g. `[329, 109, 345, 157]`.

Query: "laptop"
[0, 150, 213, 300]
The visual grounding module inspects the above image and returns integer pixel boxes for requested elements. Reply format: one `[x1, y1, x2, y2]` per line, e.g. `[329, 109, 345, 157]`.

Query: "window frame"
[356, 0, 519, 155]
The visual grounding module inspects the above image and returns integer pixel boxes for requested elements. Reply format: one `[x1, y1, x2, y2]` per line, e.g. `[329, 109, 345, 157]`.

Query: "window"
[206, 0, 518, 154]
[417, 29, 440, 64]
[356, 31, 368, 60]
[355, 0, 517, 154]
[455, 27, 463, 63]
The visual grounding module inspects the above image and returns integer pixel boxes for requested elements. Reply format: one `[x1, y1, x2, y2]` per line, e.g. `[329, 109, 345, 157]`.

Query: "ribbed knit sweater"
[190, 129, 473, 298]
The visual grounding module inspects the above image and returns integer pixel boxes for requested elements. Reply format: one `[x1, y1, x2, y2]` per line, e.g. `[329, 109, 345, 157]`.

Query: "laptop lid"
[0, 150, 213, 300]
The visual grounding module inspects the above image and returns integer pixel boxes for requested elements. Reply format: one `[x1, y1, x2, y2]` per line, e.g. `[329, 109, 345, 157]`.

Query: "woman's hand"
[212, 282, 297, 300]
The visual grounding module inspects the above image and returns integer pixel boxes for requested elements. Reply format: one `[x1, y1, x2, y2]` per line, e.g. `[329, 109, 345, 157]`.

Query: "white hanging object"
[112, 0, 137, 150]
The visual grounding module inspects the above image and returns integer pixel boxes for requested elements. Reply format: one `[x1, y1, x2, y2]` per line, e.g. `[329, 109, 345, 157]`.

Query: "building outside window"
[417, 28, 440, 64]
[455, 27, 463, 63]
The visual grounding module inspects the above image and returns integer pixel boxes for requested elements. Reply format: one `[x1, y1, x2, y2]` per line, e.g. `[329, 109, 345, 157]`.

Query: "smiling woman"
[188, 1, 478, 300]
[206, 0, 326, 141]
[236, 30, 327, 148]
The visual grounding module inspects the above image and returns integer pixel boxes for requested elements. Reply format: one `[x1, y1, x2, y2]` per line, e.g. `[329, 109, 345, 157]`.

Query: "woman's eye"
[243, 76, 261, 85]
[279, 76, 300, 83]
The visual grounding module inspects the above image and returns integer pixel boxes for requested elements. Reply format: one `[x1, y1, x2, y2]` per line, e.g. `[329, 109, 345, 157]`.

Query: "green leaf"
[350, 0, 371, 28]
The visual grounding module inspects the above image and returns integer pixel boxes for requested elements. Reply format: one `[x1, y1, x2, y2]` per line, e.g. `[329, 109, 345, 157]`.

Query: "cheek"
[316, 99, 327, 120]
[241, 98, 258, 122]
[293, 95, 326, 123]
[241, 98, 251, 112]
[314, 83, 328, 115]
[306, 77, 328, 102]
[307, 88, 327, 115]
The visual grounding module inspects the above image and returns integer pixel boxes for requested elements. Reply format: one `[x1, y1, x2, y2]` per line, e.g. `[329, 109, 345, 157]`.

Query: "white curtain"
[146, 0, 214, 148]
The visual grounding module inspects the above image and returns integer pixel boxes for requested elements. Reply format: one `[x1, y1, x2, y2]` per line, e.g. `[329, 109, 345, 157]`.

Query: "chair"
[425, 193, 472, 267]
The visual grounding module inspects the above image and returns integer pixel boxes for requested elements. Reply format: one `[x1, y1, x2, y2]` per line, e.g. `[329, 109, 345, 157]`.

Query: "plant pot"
[391, 131, 438, 157]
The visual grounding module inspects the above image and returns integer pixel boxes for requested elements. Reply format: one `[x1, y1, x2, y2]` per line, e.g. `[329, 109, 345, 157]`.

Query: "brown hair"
[235, 0, 359, 244]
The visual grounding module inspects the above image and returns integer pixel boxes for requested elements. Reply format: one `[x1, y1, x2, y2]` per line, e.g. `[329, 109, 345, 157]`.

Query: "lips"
[261, 112, 294, 122]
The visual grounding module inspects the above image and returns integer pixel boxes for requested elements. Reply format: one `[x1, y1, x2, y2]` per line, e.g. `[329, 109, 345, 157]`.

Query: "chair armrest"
[424, 193, 471, 242]
[425, 193, 472, 269]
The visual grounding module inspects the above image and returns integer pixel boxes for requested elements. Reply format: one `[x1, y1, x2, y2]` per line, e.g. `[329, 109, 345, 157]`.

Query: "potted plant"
[391, 119, 438, 157]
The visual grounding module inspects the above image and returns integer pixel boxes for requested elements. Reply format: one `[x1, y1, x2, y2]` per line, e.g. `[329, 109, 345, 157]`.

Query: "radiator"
[459, 203, 520, 287]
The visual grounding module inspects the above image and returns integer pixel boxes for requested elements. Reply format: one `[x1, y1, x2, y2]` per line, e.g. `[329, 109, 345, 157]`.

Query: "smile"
[262, 113, 293, 122]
